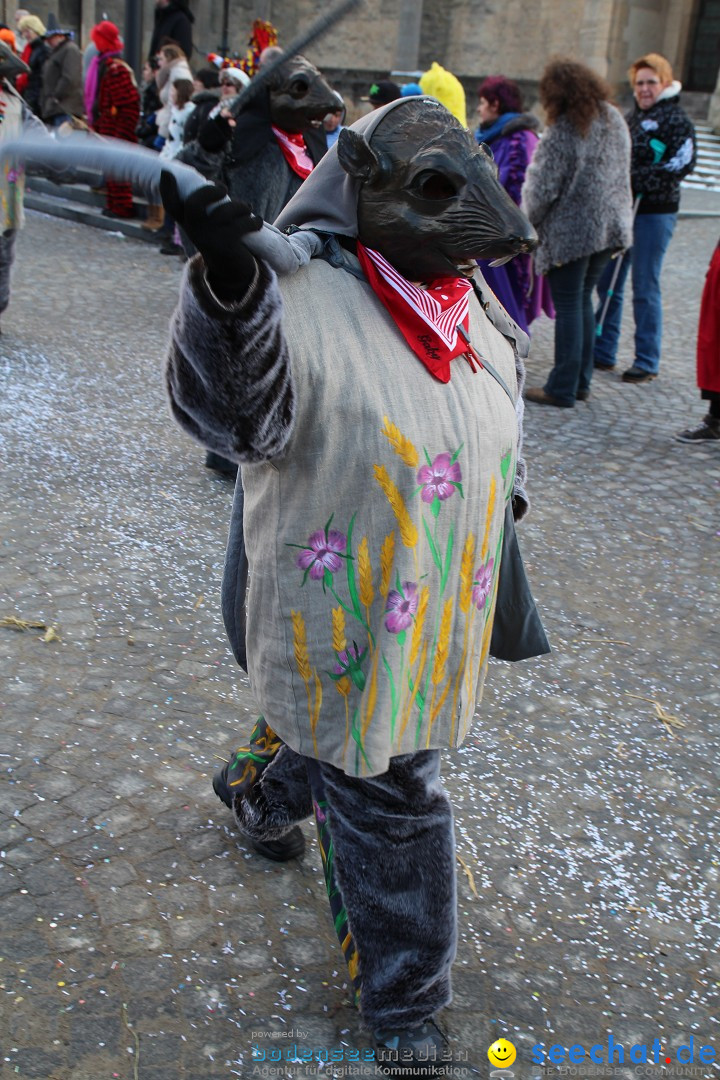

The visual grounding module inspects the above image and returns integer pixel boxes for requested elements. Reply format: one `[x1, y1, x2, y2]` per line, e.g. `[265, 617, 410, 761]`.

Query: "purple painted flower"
[472, 559, 495, 610]
[332, 644, 367, 691]
[332, 645, 363, 674]
[417, 453, 461, 503]
[384, 581, 419, 634]
[296, 528, 347, 580]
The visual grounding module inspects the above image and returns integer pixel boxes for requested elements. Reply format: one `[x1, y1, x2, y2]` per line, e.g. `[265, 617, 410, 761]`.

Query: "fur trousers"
[228, 722, 457, 1028]
[0, 229, 17, 317]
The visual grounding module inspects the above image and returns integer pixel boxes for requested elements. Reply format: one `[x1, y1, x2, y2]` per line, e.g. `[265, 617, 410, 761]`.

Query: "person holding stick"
[594, 53, 696, 383]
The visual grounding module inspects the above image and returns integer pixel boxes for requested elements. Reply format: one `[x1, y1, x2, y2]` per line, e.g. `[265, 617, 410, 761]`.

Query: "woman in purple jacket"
[476, 76, 553, 334]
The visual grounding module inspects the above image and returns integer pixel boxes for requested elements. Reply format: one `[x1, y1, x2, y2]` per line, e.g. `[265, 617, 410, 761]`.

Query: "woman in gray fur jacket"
[522, 59, 633, 407]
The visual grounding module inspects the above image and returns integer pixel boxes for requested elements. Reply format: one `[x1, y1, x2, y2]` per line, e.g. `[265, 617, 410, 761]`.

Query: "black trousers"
[227, 721, 457, 1028]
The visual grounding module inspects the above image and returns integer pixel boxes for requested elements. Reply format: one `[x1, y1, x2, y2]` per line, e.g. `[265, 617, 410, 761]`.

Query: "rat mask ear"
[337, 128, 388, 184]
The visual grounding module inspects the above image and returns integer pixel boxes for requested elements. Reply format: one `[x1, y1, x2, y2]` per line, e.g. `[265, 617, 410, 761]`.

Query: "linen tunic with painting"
[168, 254, 520, 777]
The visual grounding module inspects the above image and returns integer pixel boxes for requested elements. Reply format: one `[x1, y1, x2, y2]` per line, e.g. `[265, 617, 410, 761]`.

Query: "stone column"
[710, 66, 720, 134]
[79, 0, 96, 47]
[393, 0, 423, 73]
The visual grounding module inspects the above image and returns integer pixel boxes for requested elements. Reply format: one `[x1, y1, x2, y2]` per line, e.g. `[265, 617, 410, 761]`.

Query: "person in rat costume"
[161, 96, 547, 1076]
[196, 53, 341, 224]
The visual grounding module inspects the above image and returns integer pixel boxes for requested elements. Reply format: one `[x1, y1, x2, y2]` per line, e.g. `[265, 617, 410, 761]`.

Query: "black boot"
[213, 762, 305, 860]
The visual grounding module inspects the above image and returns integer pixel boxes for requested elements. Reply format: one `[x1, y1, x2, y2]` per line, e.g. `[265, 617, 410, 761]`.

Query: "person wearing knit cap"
[16, 16, 47, 115]
[87, 21, 140, 218]
[41, 15, 84, 126]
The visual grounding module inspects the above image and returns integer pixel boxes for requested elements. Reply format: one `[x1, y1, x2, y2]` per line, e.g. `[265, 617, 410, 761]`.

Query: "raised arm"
[161, 175, 296, 464]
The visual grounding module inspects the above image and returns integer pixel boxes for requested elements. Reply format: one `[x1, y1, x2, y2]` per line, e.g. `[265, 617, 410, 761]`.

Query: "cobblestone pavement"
[1, 202, 719, 1080]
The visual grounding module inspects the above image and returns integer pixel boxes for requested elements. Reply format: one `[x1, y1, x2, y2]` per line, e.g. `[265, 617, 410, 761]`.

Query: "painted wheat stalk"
[382, 416, 419, 468]
[409, 585, 429, 669]
[332, 606, 346, 654]
[397, 640, 428, 744]
[357, 535, 374, 611]
[458, 533, 475, 615]
[361, 643, 379, 740]
[478, 580, 500, 670]
[374, 464, 418, 548]
[431, 598, 453, 687]
[292, 610, 312, 682]
[427, 598, 454, 743]
[451, 532, 477, 739]
[291, 609, 322, 756]
[379, 531, 395, 598]
[480, 474, 496, 563]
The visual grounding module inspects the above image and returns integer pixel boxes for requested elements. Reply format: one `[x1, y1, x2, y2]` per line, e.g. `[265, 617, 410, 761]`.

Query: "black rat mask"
[337, 98, 537, 280]
[267, 55, 343, 135]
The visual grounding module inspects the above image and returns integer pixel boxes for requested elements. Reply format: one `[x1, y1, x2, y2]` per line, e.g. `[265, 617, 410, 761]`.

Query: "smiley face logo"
[488, 1039, 517, 1068]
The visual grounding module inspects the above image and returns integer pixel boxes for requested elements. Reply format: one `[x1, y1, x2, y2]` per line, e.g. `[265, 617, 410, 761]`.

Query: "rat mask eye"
[410, 171, 459, 201]
[288, 76, 310, 99]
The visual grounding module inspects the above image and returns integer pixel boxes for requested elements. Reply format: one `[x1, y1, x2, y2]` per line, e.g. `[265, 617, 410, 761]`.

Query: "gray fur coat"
[521, 102, 633, 276]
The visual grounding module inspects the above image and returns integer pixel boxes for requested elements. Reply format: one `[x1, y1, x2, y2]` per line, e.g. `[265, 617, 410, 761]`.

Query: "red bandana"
[356, 243, 473, 382]
[271, 126, 314, 179]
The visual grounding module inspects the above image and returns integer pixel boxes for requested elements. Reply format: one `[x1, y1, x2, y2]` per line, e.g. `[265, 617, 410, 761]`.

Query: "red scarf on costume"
[356, 243, 473, 383]
[271, 126, 314, 179]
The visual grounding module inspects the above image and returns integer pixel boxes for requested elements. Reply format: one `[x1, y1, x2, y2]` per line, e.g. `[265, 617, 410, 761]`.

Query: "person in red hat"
[86, 20, 140, 218]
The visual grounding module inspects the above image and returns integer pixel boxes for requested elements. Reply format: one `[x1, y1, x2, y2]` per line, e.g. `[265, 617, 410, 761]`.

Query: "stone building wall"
[32, 0, 717, 114]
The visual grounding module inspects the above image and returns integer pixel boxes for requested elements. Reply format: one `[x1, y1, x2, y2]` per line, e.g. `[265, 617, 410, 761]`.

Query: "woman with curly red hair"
[522, 58, 633, 407]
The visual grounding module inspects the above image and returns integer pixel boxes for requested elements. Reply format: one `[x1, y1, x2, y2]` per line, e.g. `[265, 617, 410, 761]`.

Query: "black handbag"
[490, 501, 550, 661]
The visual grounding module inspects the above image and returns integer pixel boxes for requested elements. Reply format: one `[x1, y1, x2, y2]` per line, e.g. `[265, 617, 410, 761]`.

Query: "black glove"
[159, 171, 263, 301]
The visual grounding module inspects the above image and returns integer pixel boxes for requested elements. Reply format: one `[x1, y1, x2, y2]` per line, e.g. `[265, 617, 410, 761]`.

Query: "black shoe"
[622, 365, 656, 383]
[675, 415, 720, 443]
[212, 764, 305, 861]
[373, 1019, 460, 1077]
[576, 389, 590, 402]
[593, 360, 615, 371]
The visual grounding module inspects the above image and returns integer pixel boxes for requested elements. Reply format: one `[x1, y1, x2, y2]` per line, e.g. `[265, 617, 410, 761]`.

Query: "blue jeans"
[545, 249, 612, 405]
[594, 212, 677, 374]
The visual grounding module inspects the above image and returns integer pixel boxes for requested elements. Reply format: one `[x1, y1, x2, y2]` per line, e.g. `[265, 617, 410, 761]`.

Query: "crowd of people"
[0, 5, 712, 423]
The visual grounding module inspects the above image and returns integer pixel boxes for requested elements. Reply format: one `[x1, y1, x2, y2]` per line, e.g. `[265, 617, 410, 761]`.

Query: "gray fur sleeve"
[165, 255, 295, 463]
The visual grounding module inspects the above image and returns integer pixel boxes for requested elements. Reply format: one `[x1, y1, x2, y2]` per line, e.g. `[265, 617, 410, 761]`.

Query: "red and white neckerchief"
[356, 243, 478, 383]
[271, 126, 313, 179]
